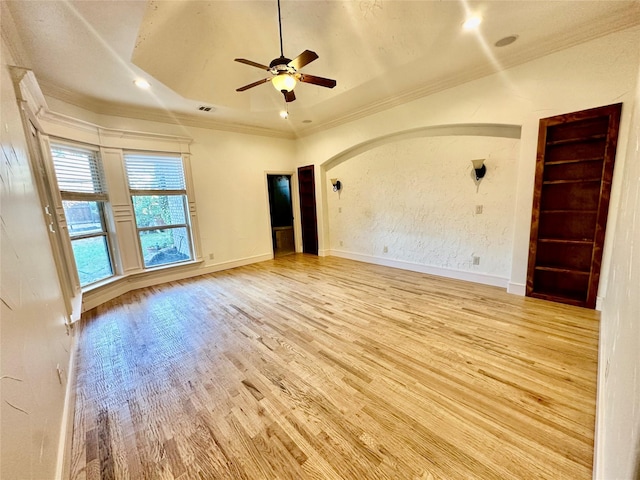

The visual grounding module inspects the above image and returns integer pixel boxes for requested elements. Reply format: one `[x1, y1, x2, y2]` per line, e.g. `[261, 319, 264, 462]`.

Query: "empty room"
[1, 1, 639, 479]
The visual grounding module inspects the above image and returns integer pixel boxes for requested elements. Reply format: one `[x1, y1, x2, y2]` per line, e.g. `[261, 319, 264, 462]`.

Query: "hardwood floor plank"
[71, 254, 599, 479]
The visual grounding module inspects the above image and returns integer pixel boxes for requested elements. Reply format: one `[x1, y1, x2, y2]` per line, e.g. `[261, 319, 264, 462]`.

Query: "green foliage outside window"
[132, 195, 186, 228]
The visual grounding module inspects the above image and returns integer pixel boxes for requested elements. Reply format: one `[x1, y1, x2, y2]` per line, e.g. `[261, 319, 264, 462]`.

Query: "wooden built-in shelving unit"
[526, 104, 622, 308]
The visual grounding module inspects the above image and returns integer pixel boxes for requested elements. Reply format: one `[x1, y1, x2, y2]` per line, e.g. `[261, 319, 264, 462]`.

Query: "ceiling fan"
[234, 0, 336, 103]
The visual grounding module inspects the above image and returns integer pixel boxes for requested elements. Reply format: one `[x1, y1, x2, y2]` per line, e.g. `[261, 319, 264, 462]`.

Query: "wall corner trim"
[507, 282, 526, 296]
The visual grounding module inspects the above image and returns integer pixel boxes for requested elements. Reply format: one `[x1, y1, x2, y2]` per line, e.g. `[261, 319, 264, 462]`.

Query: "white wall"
[188, 127, 297, 262]
[297, 26, 640, 298]
[0, 39, 71, 479]
[595, 62, 640, 480]
[326, 134, 519, 285]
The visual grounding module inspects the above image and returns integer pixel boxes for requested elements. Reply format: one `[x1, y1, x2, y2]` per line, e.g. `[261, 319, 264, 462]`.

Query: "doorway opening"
[267, 174, 295, 257]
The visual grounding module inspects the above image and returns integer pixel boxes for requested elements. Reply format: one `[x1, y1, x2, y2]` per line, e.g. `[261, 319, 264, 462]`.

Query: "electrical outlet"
[339, 241, 343, 247]
[476, 205, 483, 214]
[473, 256, 480, 265]
[383, 246, 388, 253]
[209, 253, 214, 260]
[339, 207, 342, 213]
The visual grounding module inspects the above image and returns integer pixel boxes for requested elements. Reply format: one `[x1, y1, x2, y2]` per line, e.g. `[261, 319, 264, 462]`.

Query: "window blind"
[124, 154, 186, 191]
[51, 144, 107, 195]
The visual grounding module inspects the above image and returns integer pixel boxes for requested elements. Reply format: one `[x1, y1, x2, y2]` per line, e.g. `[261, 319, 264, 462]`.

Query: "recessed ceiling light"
[280, 110, 289, 119]
[134, 78, 151, 89]
[463, 16, 482, 30]
[495, 35, 519, 47]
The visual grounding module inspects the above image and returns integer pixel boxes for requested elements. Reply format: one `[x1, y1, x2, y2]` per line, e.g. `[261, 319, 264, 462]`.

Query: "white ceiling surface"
[4, 1, 639, 137]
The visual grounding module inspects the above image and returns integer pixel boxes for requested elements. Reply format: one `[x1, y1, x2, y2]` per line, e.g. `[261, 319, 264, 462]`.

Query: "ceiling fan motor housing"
[269, 56, 294, 74]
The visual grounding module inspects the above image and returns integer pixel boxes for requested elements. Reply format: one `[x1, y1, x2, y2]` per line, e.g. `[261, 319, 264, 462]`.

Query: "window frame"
[124, 152, 194, 269]
[49, 141, 115, 287]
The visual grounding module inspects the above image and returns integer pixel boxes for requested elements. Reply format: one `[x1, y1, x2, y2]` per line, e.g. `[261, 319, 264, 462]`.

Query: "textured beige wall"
[596, 63, 640, 480]
[326, 135, 519, 283]
[0, 39, 71, 479]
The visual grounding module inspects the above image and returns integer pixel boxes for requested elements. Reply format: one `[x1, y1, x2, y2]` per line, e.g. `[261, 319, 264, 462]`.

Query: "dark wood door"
[526, 103, 622, 308]
[297, 165, 318, 255]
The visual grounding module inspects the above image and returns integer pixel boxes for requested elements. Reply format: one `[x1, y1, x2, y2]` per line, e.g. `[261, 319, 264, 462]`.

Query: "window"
[50, 144, 114, 286]
[125, 153, 193, 268]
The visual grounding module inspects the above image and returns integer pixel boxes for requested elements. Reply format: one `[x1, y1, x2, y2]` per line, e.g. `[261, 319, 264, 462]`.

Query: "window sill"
[80, 258, 204, 312]
[137, 258, 204, 276]
[82, 275, 124, 294]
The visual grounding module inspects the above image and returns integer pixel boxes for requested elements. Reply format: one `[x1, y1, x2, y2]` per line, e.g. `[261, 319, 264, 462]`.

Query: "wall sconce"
[330, 178, 342, 192]
[471, 159, 486, 181]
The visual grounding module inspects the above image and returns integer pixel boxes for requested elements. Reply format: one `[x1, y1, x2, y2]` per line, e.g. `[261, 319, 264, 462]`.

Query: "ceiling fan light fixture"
[272, 73, 297, 92]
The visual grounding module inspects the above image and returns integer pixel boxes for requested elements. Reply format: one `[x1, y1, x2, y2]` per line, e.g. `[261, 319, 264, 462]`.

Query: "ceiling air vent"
[198, 105, 214, 112]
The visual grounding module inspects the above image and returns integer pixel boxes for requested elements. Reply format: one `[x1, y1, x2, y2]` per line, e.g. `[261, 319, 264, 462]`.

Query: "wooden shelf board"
[544, 157, 602, 166]
[544, 156, 604, 167]
[538, 238, 594, 245]
[543, 178, 601, 185]
[540, 209, 597, 214]
[546, 134, 606, 146]
[529, 291, 586, 307]
[535, 266, 590, 275]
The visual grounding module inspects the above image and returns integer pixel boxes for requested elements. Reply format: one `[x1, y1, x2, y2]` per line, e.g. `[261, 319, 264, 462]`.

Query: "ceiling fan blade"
[299, 73, 337, 89]
[284, 90, 296, 103]
[235, 58, 270, 70]
[288, 50, 318, 71]
[236, 78, 270, 92]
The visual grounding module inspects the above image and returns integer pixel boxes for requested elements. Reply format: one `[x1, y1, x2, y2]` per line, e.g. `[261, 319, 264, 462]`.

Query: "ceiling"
[3, 1, 639, 138]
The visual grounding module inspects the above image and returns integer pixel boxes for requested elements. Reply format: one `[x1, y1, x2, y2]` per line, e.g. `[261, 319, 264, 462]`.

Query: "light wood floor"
[70, 254, 600, 479]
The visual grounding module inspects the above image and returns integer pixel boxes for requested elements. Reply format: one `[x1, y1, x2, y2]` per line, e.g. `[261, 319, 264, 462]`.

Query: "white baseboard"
[329, 250, 509, 288]
[199, 253, 274, 275]
[507, 282, 526, 296]
[55, 328, 78, 480]
[81, 253, 273, 312]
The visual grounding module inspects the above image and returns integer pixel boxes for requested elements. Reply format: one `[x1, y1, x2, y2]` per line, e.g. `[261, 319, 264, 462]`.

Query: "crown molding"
[37, 109, 193, 153]
[297, 64, 495, 138]
[8, 67, 194, 153]
[296, 18, 640, 138]
[39, 81, 296, 140]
